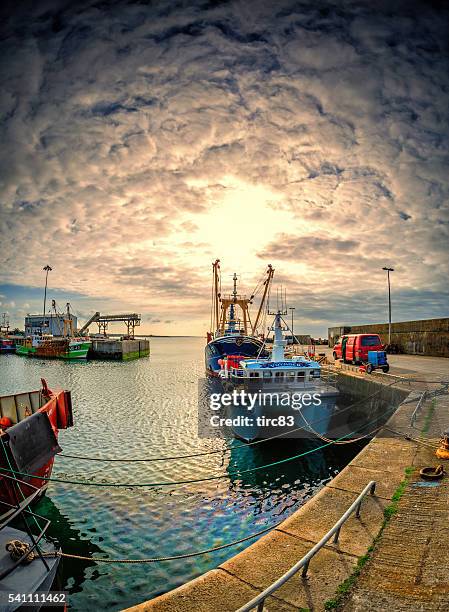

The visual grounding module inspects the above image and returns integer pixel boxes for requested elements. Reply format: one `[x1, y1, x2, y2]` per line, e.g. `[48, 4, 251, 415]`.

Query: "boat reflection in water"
[224, 436, 366, 493]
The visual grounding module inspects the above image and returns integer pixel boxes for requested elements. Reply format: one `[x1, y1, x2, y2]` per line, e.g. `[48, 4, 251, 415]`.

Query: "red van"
[333, 334, 384, 364]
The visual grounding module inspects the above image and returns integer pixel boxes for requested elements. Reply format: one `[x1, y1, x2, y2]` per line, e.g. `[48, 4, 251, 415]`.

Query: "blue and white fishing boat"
[218, 311, 339, 441]
[205, 261, 274, 375]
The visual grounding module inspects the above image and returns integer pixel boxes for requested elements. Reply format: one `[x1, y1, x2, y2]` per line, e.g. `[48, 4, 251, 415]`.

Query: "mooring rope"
[0, 407, 397, 488]
[383, 426, 440, 449]
[59, 377, 404, 463]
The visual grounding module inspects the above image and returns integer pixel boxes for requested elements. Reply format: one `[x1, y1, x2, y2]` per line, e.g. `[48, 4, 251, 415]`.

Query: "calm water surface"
[0, 339, 364, 611]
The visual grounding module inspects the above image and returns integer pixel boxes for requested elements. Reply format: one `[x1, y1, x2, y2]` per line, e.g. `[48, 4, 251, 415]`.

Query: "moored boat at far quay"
[16, 301, 91, 360]
[0, 338, 16, 354]
[16, 335, 91, 359]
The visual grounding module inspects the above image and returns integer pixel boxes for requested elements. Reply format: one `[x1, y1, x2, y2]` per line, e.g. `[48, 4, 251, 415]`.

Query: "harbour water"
[0, 339, 366, 611]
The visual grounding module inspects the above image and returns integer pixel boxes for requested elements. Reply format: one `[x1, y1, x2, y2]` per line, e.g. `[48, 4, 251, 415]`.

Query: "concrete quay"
[89, 338, 150, 360]
[124, 366, 447, 611]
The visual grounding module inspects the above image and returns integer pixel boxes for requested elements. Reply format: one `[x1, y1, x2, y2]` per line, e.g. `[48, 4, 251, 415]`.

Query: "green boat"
[16, 335, 91, 359]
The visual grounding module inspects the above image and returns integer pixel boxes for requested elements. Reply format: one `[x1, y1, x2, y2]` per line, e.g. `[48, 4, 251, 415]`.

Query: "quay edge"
[122, 370, 430, 612]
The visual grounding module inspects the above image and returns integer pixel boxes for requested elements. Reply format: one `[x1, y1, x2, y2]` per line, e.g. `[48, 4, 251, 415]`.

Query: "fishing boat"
[16, 335, 91, 359]
[205, 261, 274, 375]
[0, 379, 73, 521]
[17, 302, 91, 359]
[0, 474, 61, 612]
[218, 311, 339, 441]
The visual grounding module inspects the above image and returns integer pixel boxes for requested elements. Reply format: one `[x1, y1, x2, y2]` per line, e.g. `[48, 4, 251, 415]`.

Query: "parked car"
[332, 333, 384, 364]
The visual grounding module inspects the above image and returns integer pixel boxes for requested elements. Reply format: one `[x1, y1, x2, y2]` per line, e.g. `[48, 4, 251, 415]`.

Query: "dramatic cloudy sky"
[0, 0, 448, 336]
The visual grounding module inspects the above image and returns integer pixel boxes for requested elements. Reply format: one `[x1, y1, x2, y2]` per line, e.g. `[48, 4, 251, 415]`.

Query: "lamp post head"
[382, 267, 394, 272]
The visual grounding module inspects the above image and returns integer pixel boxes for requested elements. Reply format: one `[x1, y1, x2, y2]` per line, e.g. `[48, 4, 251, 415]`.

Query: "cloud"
[0, 0, 448, 335]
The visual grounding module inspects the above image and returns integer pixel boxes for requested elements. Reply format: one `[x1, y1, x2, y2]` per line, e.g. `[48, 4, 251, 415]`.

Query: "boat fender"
[0, 416, 12, 430]
[0, 417, 13, 435]
[435, 431, 449, 460]
[6, 539, 35, 564]
[419, 465, 446, 481]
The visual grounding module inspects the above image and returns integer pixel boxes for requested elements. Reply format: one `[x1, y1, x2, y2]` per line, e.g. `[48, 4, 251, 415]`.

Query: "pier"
[89, 338, 150, 360]
[124, 356, 449, 611]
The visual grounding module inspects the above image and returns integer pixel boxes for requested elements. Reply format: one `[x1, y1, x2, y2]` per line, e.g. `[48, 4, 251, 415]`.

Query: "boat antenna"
[42, 265, 52, 335]
[52, 299, 63, 335]
[232, 272, 238, 301]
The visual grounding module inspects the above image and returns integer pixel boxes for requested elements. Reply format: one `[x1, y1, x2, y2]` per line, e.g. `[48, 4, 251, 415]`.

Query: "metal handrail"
[237, 480, 377, 612]
[410, 391, 427, 426]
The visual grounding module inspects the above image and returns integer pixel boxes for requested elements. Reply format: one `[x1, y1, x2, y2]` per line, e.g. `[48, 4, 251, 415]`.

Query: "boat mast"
[252, 264, 274, 335]
[42, 265, 52, 336]
[271, 313, 286, 361]
[65, 302, 73, 337]
[212, 259, 220, 333]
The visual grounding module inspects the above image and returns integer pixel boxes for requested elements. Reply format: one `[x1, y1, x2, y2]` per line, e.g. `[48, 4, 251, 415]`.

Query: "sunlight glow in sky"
[0, 0, 448, 336]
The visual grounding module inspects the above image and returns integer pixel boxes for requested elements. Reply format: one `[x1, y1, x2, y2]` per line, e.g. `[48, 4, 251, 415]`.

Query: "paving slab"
[342, 443, 449, 611]
[122, 569, 296, 612]
[349, 436, 415, 472]
[220, 529, 357, 610]
[326, 464, 404, 500]
[278, 485, 387, 557]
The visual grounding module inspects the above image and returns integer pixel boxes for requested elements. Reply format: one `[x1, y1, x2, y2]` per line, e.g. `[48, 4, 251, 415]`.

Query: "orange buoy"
[0, 416, 13, 429]
[435, 431, 449, 460]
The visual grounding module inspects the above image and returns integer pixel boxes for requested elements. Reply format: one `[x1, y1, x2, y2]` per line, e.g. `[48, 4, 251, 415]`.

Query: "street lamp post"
[289, 307, 295, 343]
[382, 267, 394, 345]
[42, 265, 52, 335]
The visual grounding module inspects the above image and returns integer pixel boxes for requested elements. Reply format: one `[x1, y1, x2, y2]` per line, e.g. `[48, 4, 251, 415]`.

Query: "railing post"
[333, 527, 341, 543]
[257, 599, 265, 612]
[302, 560, 309, 577]
[370, 482, 376, 496]
[355, 501, 362, 518]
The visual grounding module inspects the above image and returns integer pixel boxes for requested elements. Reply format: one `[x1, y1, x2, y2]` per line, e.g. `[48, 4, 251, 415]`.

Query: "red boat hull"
[0, 381, 73, 518]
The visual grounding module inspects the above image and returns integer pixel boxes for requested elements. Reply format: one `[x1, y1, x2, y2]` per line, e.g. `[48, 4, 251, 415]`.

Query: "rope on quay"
[383, 426, 440, 449]
[0, 408, 397, 488]
[59, 378, 408, 463]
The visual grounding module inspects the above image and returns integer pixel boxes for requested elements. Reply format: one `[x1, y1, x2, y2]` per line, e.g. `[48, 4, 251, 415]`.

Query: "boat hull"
[16, 340, 90, 359]
[0, 385, 73, 521]
[223, 386, 339, 442]
[0, 526, 61, 612]
[205, 335, 267, 375]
